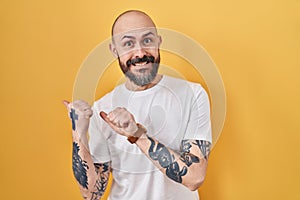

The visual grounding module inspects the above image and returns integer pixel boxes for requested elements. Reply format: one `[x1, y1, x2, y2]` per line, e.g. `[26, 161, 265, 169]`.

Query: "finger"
[107, 107, 125, 121]
[100, 111, 129, 135]
[116, 110, 134, 128]
[78, 104, 91, 112]
[108, 107, 127, 124]
[106, 120, 130, 137]
[101, 111, 120, 128]
[72, 100, 81, 109]
[62, 100, 70, 108]
[73, 99, 88, 109]
[77, 100, 91, 111]
[108, 115, 125, 128]
[84, 109, 93, 118]
[120, 122, 129, 128]
[107, 111, 116, 121]
[117, 115, 129, 127]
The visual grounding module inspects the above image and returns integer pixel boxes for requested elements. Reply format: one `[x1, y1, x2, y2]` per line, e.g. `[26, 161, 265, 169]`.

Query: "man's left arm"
[99, 107, 211, 191]
[136, 134, 211, 191]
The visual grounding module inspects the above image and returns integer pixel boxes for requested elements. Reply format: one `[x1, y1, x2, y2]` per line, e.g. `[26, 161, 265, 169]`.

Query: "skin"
[63, 100, 110, 200]
[109, 11, 162, 91]
[64, 10, 211, 199]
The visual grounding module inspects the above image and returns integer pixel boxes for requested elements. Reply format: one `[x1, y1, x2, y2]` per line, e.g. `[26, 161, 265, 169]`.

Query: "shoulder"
[162, 75, 207, 96]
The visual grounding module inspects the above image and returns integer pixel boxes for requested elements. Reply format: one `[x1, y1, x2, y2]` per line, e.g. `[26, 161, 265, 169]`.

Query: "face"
[110, 13, 162, 86]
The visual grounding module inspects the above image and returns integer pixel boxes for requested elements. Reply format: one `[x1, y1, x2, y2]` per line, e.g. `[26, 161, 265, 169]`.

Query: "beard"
[118, 53, 160, 87]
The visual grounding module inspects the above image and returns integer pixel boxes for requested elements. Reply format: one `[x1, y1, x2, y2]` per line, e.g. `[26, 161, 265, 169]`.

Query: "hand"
[99, 107, 138, 137]
[63, 100, 93, 137]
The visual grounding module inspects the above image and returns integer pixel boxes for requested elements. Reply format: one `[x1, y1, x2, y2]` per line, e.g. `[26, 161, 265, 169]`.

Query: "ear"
[109, 43, 118, 58]
[157, 35, 162, 47]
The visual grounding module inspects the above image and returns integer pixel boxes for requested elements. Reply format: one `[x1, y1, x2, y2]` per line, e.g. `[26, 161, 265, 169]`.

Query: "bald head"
[111, 10, 157, 37]
[109, 10, 161, 87]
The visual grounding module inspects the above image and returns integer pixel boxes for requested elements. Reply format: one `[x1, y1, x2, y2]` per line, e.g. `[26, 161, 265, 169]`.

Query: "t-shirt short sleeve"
[88, 105, 111, 163]
[184, 84, 212, 143]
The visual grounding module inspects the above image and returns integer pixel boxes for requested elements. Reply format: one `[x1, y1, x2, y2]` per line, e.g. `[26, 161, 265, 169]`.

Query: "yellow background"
[1, 0, 299, 199]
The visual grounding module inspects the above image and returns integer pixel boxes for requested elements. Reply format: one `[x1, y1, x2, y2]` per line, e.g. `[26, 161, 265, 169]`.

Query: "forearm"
[72, 131, 110, 200]
[136, 134, 209, 191]
[97, 107, 210, 190]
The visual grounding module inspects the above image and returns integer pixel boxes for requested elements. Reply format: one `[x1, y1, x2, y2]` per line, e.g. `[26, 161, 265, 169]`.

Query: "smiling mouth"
[127, 55, 155, 67]
[134, 61, 148, 66]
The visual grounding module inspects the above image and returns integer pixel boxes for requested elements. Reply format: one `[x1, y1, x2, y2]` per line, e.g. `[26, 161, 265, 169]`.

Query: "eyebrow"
[121, 31, 155, 40]
[142, 32, 155, 37]
[121, 35, 135, 40]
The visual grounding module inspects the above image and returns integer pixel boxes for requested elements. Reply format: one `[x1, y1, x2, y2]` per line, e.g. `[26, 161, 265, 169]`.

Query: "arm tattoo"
[192, 140, 211, 160]
[180, 140, 200, 166]
[72, 142, 89, 189]
[90, 162, 110, 200]
[147, 136, 187, 183]
[70, 108, 78, 131]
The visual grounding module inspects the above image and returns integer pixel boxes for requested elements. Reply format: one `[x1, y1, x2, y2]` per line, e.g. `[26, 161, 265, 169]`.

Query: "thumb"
[62, 100, 70, 108]
[100, 111, 117, 127]
[99, 111, 109, 123]
[99, 111, 129, 137]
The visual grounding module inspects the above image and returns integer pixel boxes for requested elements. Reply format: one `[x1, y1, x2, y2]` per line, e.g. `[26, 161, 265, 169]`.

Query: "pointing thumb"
[62, 100, 70, 108]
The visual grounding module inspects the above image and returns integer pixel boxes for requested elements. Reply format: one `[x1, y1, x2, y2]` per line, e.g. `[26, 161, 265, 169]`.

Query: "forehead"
[113, 27, 158, 41]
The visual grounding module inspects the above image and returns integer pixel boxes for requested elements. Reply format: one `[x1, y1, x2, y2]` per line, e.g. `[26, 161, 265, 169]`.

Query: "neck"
[125, 74, 163, 91]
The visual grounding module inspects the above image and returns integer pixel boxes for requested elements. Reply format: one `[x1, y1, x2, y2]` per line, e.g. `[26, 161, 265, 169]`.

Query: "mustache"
[126, 55, 155, 67]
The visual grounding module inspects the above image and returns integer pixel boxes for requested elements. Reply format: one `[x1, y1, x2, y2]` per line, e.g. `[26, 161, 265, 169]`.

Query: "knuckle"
[73, 99, 82, 104]
[87, 110, 93, 116]
[117, 107, 127, 112]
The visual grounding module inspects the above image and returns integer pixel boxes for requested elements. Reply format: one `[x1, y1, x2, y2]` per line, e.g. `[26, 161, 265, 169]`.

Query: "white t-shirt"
[89, 75, 212, 200]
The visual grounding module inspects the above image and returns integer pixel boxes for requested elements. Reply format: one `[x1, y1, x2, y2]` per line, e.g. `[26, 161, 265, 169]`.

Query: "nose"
[133, 43, 146, 58]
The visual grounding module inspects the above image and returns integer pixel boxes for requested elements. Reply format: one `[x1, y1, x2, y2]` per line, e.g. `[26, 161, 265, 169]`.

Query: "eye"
[143, 38, 153, 45]
[123, 41, 133, 47]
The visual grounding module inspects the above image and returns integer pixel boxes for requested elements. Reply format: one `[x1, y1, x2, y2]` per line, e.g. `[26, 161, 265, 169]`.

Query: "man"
[64, 10, 212, 200]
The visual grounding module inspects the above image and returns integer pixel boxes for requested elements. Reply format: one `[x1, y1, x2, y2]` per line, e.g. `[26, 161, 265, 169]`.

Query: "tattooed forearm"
[72, 142, 89, 189]
[90, 162, 110, 200]
[94, 162, 109, 173]
[139, 136, 210, 190]
[180, 140, 199, 167]
[147, 136, 187, 183]
[192, 140, 211, 160]
[70, 108, 78, 131]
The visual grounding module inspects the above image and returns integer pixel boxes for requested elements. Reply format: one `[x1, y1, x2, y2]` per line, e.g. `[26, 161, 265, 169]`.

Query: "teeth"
[135, 62, 147, 66]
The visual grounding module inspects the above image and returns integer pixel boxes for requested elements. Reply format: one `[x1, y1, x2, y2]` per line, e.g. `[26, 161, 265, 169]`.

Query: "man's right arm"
[64, 100, 110, 200]
[72, 132, 110, 200]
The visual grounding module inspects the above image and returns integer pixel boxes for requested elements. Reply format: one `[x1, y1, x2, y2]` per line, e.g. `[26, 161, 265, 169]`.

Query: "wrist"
[72, 130, 90, 150]
[72, 130, 87, 139]
[127, 123, 147, 144]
